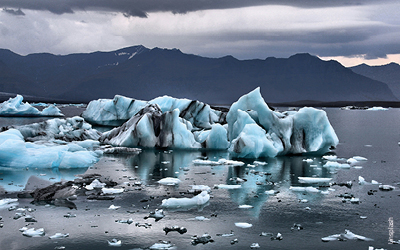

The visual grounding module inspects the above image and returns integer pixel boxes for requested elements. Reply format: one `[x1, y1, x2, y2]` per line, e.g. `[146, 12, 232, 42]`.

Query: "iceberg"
[161, 191, 210, 210]
[157, 177, 181, 186]
[0, 129, 101, 169]
[93, 88, 338, 158]
[0, 95, 63, 117]
[83, 94, 226, 128]
[9, 116, 101, 142]
[226, 88, 338, 157]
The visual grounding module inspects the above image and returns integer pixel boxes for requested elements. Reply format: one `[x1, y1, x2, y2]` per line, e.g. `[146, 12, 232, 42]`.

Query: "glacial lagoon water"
[1, 106, 400, 250]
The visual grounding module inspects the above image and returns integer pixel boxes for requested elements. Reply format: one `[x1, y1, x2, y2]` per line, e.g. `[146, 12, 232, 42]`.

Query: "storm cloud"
[0, 0, 399, 66]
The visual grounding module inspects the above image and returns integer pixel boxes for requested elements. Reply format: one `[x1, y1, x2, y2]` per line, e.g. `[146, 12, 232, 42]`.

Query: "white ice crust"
[0, 95, 63, 117]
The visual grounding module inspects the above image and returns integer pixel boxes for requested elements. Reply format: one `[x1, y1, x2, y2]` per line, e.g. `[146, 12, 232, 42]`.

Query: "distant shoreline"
[2, 93, 400, 108]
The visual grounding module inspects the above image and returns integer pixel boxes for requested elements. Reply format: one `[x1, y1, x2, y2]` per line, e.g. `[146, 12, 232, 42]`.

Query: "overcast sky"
[0, 0, 399, 66]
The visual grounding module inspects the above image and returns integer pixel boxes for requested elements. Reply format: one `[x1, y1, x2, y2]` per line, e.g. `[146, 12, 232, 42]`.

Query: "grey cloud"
[0, 0, 393, 17]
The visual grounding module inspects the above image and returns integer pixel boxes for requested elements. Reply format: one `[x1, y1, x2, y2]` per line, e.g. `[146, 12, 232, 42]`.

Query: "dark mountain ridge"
[0, 45, 397, 104]
[350, 62, 400, 100]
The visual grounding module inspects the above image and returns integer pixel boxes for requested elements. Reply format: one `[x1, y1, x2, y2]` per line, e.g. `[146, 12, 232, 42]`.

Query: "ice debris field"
[0, 88, 396, 250]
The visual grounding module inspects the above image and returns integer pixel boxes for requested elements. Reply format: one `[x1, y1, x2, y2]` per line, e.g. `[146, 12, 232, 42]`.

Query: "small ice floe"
[191, 233, 214, 245]
[25, 215, 37, 222]
[353, 156, 368, 161]
[188, 185, 211, 194]
[359, 176, 381, 185]
[22, 228, 45, 237]
[64, 212, 76, 218]
[187, 216, 210, 221]
[265, 190, 278, 195]
[192, 158, 244, 166]
[163, 226, 187, 235]
[49, 233, 69, 239]
[379, 184, 395, 191]
[347, 158, 358, 165]
[115, 218, 133, 224]
[271, 233, 283, 241]
[144, 209, 165, 222]
[238, 205, 253, 209]
[157, 177, 181, 186]
[299, 199, 308, 203]
[161, 191, 210, 210]
[216, 230, 234, 237]
[291, 224, 303, 231]
[350, 197, 360, 204]
[250, 243, 260, 249]
[290, 186, 320, 193]
[149, 240, 177, 250]
[366, 107, 388, 111]
[107, 239, 122, 247]
[214, 184, 242, 189]
[102, 187, 124, 194]
[303, 158, 314, 163]
[0, 198, 18, 209]
[298, 177, 332, 184]
[135, 222, 152, 228]
[235, 222, 252, 228]
[321, 229, 373, 242]
[323, 161, 351, 169]
[322, 155, 338, 161]
[85, 179, 106, 190]
[108, 205, 121, 210]
[253, 161, 268, 166]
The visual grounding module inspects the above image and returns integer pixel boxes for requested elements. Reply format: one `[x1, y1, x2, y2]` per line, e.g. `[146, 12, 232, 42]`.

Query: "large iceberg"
[83, 94, 226, 128]
[0, 95, 63, 117]
[0, 129, 101, 169]
[90, 88, 338, 158]
[100, 104, 201, 149]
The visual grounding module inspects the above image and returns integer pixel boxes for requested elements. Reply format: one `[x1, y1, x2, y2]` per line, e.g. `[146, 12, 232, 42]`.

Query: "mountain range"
[0, 45, 398, 105]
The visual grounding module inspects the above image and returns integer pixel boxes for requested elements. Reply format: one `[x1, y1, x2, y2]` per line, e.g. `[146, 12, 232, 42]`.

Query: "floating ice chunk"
[144, 209, 165, 222]
[191, 233, 214, 245]
[371, 180, 380, 185]
[347, 158, 358, 164]
[250, 243, 260, 248]
[102, 187, 124, 194]
[298, 177, 332, 183]
[149, 241, 177, 250]
[238, 205, 253, 209]
[85, 179, 106, 190]
[253, 161, 268, 166]
[321, 229, 373, 242]
[353, 156, 367, 161]
[350, 197, 360, 204]
[303, 159, 314, 163]
[290, 186, 320, 193]
[49, 233, 69, 239]
[366, 107, 388, 111]
[322, 155, 338, 161]
[379, 185, 395, 191]
[157, 177, 181, 186]
[194, 124, 230, 149]
[22, 228, 45, 237]
[107, 239, 122, 247]
[115, 218, 133, 224]
[108, 205, 121, 210]
[214, 184, 242, 189]
[235, 222, 252, 228]
[359, 176, 367, 185]
[323, 161, 351, 168]
[0, 95, 63, 117]
[188, 185, 211, 193]
[192, 158, 244, 166]
[0, 198, 18, 209]
[265, 190, 278, 195]
[161, 191, 210, 210]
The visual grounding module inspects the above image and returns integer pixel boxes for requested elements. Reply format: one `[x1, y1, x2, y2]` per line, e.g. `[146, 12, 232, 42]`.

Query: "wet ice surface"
[1, 108, 400, 250]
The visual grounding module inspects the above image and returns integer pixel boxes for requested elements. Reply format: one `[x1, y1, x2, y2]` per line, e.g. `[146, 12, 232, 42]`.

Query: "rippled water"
[1, 107, 400, 250]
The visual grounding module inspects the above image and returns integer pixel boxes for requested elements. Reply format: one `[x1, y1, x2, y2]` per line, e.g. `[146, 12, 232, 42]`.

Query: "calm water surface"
[0, 107, 399, 250]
